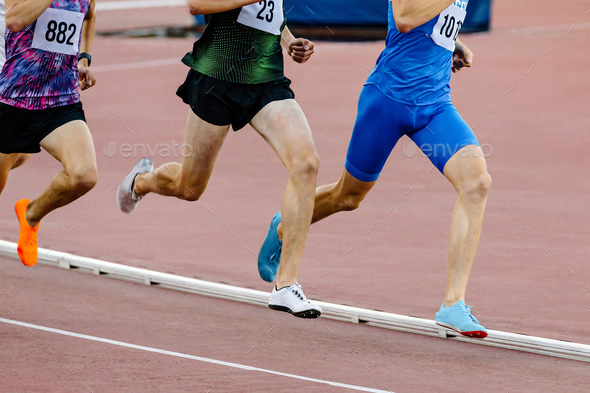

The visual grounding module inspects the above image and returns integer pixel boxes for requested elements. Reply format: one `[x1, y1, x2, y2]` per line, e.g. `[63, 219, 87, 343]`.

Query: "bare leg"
[250, 99, 320, 289]
[26, 121, 97, 227]
[134, 112, 230, 201]
[278, 168, 376, 239]
[0, 153, 26, 195]
[442, 145, 491, 307]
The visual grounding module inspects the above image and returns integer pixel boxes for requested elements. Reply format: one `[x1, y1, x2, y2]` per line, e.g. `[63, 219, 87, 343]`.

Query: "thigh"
[39, 120, 97, 173]
[249, 99, 316, 168]
[443, 145, 489, 192]
[179, 111, 230, 189]
[344, 84, 405, 182]
[410, 102, 480, 174]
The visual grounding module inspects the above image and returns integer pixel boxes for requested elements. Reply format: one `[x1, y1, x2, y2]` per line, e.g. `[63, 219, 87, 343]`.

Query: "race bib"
[430, 3, 467, 52]
[237, 0, 284, 36]
[31, 8, 84, 56]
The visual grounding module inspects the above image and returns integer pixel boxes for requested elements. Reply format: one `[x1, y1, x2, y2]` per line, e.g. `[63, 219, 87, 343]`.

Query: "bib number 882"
[45, 20, 77, 46]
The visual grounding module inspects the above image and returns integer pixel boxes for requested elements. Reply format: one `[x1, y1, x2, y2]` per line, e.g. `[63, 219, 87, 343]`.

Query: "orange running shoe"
[14, 199, 39, 266]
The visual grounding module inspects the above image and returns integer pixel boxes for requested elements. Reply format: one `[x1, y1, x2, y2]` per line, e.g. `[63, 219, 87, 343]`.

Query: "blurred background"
[97, 0, 493, 40]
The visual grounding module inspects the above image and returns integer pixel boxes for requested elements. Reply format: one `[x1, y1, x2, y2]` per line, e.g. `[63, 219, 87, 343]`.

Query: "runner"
[116, 0, 322, 318]
[259, 0, 492, 336]
[0, 0, 97, 266]
[0, 0, 31, 195]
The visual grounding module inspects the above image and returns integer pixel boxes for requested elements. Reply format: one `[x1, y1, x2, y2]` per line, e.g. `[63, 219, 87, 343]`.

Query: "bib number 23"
[31, 8, 84, 56]
[430, 4, 466, 52]
[237, 0, 284, 36]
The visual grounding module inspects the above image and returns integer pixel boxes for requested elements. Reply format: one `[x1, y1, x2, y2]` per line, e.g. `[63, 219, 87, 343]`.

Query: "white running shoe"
[268, 283, 322, 319]
[117, 158, 153, 213]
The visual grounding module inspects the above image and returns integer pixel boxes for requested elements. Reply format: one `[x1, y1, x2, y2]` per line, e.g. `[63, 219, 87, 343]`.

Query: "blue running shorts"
[345, 84, 480, 182]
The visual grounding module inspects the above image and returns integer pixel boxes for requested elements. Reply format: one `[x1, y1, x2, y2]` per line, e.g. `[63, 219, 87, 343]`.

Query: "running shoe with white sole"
[258, 212, 282, 282]
[268, 282, 322, 319]
[435, 300, 487, 338]
[117, 158, 153, 213]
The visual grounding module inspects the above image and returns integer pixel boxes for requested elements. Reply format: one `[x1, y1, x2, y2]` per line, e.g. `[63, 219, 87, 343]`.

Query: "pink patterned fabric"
[0, 0, 90, 110]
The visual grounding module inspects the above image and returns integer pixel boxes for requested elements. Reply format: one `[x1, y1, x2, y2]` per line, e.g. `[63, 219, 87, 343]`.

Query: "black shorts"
[0, 101, 87, 154]
[176, 70, 295, 131]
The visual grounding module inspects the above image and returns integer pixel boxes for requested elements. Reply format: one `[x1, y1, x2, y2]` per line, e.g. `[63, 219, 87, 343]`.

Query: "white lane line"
[92, 58, 181, 73]
[96, 0, 187, 11]
[0, 317, 393, 393]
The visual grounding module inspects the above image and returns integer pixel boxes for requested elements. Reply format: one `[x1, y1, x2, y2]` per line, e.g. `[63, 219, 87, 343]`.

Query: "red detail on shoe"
[459, 330, 488, 339]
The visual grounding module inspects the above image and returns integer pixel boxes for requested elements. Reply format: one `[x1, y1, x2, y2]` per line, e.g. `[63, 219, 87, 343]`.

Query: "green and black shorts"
[176, 70, 295, 131]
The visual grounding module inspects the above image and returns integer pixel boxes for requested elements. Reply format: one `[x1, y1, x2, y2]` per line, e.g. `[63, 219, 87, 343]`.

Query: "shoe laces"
[459, 303, 480, 324]
[289, 283, 309, 303]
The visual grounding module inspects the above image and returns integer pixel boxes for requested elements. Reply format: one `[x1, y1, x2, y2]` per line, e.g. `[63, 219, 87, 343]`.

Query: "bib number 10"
[430, 4, 466, 52]
[438, 14, 462, 41]
[45, 20, 77, 46]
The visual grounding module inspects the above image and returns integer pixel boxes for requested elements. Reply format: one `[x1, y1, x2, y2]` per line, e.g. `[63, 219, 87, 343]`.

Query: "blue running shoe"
[435, 300, 488, 338]
[258, 213, 282, 282]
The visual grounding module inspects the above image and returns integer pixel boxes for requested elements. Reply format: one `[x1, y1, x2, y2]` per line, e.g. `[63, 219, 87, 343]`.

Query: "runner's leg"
[277, 168, 375, 242]
[250, 99, 319, 289]
[133, 112, 230, 201]
[25, 121, 97, 227]
[443, 147, 491, 307]
[0, 153, 24, 194]
[411, 102, 491, 308]
[277, 84, 401, 239]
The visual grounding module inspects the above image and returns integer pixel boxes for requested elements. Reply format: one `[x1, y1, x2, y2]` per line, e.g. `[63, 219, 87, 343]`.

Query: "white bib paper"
[237, 0, 284, 36]
[31, 8, 84, 55]
[431, 4, 467, 52]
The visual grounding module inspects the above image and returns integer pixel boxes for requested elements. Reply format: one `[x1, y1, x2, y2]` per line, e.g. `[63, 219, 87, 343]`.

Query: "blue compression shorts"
[345, 84, 480, 182]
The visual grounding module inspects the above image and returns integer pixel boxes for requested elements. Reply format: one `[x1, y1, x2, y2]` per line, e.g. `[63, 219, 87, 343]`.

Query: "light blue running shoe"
[258, 213, 282, 282]
[435, 300, 488, 338]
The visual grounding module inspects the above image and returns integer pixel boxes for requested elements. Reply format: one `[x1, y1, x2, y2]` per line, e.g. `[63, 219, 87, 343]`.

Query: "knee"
[177, 182, 204, 202]
[180, 189, 201, 202]
[337, 191, 365, 211]
[290, 151, 320, 181]
[69, 166, 97, 193]
[12, 154, 30, 169]
[460, 171, 492, 202]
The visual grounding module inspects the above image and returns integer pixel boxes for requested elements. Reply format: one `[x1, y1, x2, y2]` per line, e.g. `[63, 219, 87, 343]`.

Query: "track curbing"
[1, 239, 588, 363]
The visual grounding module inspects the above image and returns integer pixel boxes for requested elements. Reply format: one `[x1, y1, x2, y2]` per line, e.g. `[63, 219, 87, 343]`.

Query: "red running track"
[1, 256, 589, 392]
[1, 0, 590, 390]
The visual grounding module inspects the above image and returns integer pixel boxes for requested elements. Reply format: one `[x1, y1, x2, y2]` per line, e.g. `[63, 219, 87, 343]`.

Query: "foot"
[14, 199, 39, 266]
[268, 283, 322, 319]
[435, 300, 487, 338]
[257, 212, 282, 282]
[117, 158, 153, 213]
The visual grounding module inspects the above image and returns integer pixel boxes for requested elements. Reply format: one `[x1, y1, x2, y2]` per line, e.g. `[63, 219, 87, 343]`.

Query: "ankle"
[25, 204, 39, 228]
[276, 223, 283, 241]
[444, 297, 464, 308]
[276, 279, 295, 290]
[132, 174, 145, 197]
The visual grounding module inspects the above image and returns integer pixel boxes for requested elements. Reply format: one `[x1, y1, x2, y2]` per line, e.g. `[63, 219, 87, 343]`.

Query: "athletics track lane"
[1, 256, 589, 392]
[0, 0, 589, 372]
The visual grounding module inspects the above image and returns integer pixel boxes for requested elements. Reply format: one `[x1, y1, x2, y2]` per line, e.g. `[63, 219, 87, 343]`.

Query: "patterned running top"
[182, 1, 287, 84]
[0, 0, 90, 110]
